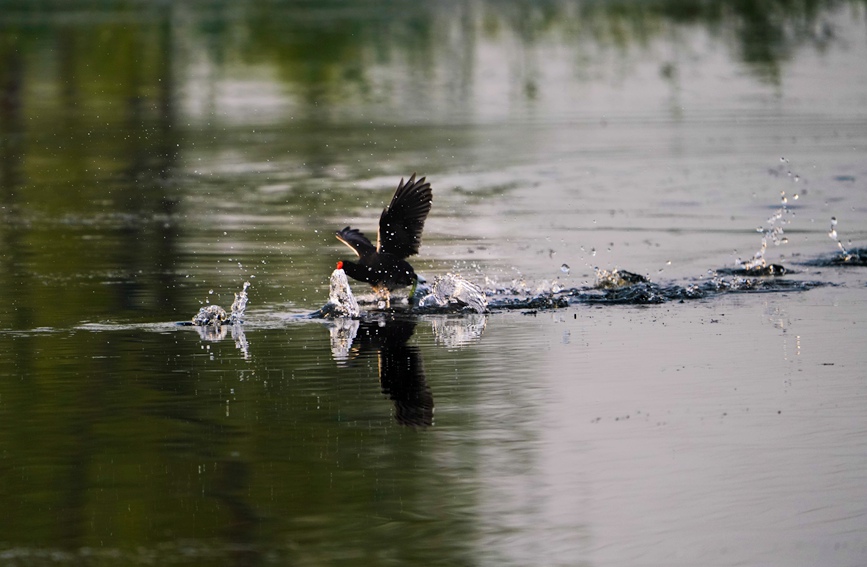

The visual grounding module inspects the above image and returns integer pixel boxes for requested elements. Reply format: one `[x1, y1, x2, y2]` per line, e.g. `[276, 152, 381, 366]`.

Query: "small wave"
[554, 276, 823, 306]
[715, 264, 789, 276]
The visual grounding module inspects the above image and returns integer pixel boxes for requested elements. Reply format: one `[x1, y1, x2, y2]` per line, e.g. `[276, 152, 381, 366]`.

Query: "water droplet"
[831, 217, 837, 226]
[794, 175, 800, 182]
[560, 263, 571, 274]
[590, 248, 597, 257]
[793, 194, 799, 200]
[208, 289, 214, 295]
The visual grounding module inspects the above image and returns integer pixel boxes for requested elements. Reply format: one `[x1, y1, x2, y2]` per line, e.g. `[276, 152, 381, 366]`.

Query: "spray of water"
[230, 282, 251, 322]
[739, 189, 794, 270]
[322, 267, 360, 317]
[418, 273, 487, 313]
[827, 216, 853, 261]
[191, 281, 251, 326]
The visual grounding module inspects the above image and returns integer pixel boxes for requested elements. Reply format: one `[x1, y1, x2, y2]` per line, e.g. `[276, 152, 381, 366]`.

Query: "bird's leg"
[374, 285, 391, 309]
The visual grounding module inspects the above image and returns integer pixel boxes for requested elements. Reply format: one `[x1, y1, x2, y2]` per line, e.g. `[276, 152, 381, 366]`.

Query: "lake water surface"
[1, 1, 867, 566]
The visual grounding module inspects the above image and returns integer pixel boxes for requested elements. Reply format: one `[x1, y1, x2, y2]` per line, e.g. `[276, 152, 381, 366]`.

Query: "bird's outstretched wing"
[336, 227, 376, 258]
[377, 174, 432, 259]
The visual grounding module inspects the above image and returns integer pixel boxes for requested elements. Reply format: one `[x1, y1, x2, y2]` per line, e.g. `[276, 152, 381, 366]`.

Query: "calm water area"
[1, 1, 867, 565]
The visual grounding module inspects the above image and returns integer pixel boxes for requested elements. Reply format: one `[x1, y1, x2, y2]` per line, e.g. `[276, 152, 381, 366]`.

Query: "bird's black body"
[336, 174, 433, 297]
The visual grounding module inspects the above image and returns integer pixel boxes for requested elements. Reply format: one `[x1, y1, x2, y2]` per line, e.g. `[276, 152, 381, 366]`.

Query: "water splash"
[791, 217, 867, 266]
[191, 282, 251, 326]
[828, 217, 850, 258]
[319, 267, 360, 318]
[230, 281, 251, 322]
[594, 268, 649, 289]
[191, 304, 228, 326]
[471, 276, 567, 311]
[417, 273, 487, 313]
[739, 190, 792, 271]
[799, 217, 866, 266]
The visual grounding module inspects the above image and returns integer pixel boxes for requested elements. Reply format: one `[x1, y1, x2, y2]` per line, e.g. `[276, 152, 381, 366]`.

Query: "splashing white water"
[230, 282, 251, 322]
[828, 216, 853, 260]
[418, 273, 487, 313]
[192, 281, 251, 326]
[739, 190, 793, 270]
[323, 268, 360, 317]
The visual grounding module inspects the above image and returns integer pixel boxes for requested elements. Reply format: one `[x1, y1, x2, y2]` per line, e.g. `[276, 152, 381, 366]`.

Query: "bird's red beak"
[336, 261, 344, 270]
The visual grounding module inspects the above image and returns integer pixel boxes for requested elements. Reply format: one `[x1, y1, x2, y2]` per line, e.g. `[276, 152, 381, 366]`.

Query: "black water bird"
[336, 174, 433, 302]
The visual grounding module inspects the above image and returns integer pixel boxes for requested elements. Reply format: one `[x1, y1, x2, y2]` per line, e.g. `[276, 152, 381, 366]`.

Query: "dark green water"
[1, 1, 867, 565]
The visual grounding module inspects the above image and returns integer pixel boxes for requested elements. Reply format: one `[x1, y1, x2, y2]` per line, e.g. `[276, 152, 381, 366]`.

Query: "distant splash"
[802, 217, 867, 266]
[801, 247, 867, 267]
[187, 281, 251, 357]
[738, 186, 795, 271]
[191, 281, 250, 326]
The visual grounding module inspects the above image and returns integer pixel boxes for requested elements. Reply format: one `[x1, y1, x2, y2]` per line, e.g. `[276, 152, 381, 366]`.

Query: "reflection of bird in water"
[336, 174, 433, 305]
[353, 317, 433, 427]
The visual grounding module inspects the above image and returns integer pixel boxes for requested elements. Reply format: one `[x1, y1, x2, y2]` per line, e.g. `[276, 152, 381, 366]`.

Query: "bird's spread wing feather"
[336, 227, 376, 258]
[377, 174, 433, 258]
